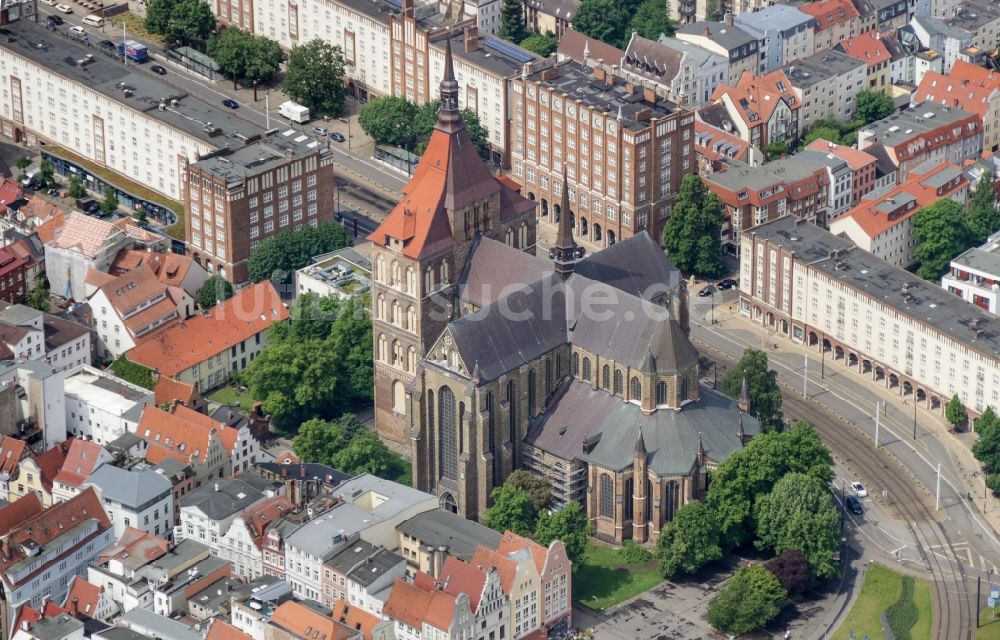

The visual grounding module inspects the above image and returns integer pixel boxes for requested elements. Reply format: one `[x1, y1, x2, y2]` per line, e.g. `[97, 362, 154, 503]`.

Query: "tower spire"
[436, 36, 464, 133]
[634, 428, 647, 458]
[549, 164, 581, 278]
[738, 375, 750, 412]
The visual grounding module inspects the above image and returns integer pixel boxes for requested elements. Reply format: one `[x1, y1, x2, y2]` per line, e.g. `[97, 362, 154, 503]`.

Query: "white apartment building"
[0, 359, 66, 448]
[798, 149, 854, 222]
[781, 50, 867, 133]
[742, 216, 1000, 415]
[64, 366, 153, 444]
[943, 231, 1000, 313]
[176, 476, 277, 553]
[84, 465, 175, 539]
[216, 495, 293, 579]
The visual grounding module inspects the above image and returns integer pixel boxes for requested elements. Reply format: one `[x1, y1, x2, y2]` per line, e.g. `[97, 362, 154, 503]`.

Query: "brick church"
[368, 40, 758, 545]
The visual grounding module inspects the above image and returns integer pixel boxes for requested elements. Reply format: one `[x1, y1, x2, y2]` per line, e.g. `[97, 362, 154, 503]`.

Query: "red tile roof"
[63, 575, 102, 618]
[170, 405, 241, 454]
[805, 139, 878, 171]
[0, 245, 27, 279]
[496, 530, 548, 574]
[18, 196, 64, 227]
[274, 452, 300, 465]
[424, 555, 487, 610]
[125, 281, 288, 377]
[0, 436, 26, 476]
[694, 121, 755, 166]
[0, 493, 44, 536]
[270, 601, 357, 640]
[154, 376, 199, 407]
[34, 209, 66, 245]
[470, 547, 519, 595]
[206, 619, 254, 640]
[53, 439, 107, 488]
[799, 0, 859, 30]
[710, 70, 799, 130]
[914, 61, 1000, 120]
[33, 440, 73, 493]
[98, 527, 169, 568]
[330, 600, 381, 640]
[382, 577, 460, 632]
[0, 180, 21, 207]
[836, 31, 891, 68]
[111, 249, 200, 289]
[7, 239, 40, 272]
[137, 405, 221, 463]
[237, 495, 294, 549]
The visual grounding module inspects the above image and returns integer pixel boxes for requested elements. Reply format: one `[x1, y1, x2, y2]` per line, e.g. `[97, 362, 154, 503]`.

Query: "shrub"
[618, 540, 652, 564]
[885, 575, 919, 640]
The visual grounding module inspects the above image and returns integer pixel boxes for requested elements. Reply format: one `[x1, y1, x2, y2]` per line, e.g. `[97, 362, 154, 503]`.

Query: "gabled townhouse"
[124, 281, 289, 393]
[0, 318, 42, 362]
[677, 18, 761, 79]
[495, 532, 573, 636]
[0, 304, 91, 374]
[176, 474, 281, 554]
[150, 548, 231, 618]
[205, 619, 254, 640]
[108, 250, 210, 302]
[268, 600, 364, 640]
[708, 70, 802, 151]
[853, 0, 910, 32]
[0, 195, 60, 240]
[470, 545, 541, 640]
[0, 437, 27, 503]
[414, 556, 509, 640]
[50, 438, 113, 503]
[835, 31, 893, 93]
[83, 464, 174, 540]
[805, 139, 879, 206]
[0, 246, 28, 305]
[7, 440, 70, 507]
[693, 121, 763, 173]
[216, 494, 294, 579]
[382, 578, 474, 640]
[5, 236, 43, 296]
[830, 160, 969, 267]
[801, 0, 863, 52]
[781, 49, 867, 132]
[87, 527, 169, 618]
[62, 575, 117, 623]
[797, 148, 855, 223]
[914, 60, 1000, 153]
[619, 34, 729, 110]
[153, 377, 206, 414]
[167, 405, 262, 475]
[137, 405, 232, 487]
[63, 366, 152, 445]
[211, 404, 271, 451]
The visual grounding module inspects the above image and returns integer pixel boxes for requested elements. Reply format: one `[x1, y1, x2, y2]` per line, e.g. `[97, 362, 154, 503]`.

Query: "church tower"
[368, 38, 537, 446]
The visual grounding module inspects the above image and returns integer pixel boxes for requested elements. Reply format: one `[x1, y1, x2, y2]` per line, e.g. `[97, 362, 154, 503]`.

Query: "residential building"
[735, 5, 818, 72]
[50, 438, 113, 503]
[86, 529, 174, 618]
[63, 366, 152, 445]
[7, 440, 70, 507]
[857, 102, 982, 180]
[511, 57, 694, 247]
[797, 148, 855, 222]
[0, 489, 114, 637]
[910, 14, 975, 72]
[707, 70, 801, 151]
[927, 0, 1000, 63]
[0, 195, 62, 241]
[525, 0, 578, 38]
[555, 28, 622, 66]
[322, 542, 405, 616]
[830, 160, 969, 267]
[781, 49, 867, 132]
[124, 281, 289, 393]
[0, 20, 266, 204]
[185, 131, 336, 284]
[395, 509, 501, 577]
[462, 0, 502, 35]
[0, 359, 66, 449]
[176, 473, 280, 553]
[942, 231, 1000, 313]
[230, 579, 295, 639]
[216, 495, 294, 579]
[136, 405, 233, 486]
[382, 578, 474, 640]
[801, 0, 863, 52]
[855, 0, 910, 31]
[496, 532, 572, 635]
[205, 619, 254, 640]
[470, 546, 540, 639]
[693, 121, 763, 173]
[914, 60, 1000, 153]
[62, 574, 116, 622]
[108, 250, 211, 301]
[83, 464, 174, 539]
[0, 304, 90, 374]
[267, 600, 363, 640]
[805, 138, 879, 206]
[295, 246, 372, 300]
[167, 404, 262, 475]
[676, 19, 761, 80]
[153, 377, 206, 413]
[741, 215, 1000, 415]
[118, 605, 206, 640]
[5, 236, 44, 294]
[413, 556, 509, 640]
[835, 31, 893, 92]
[211, 403, 271, 450]
[254, 462, 350, 508]
[619, 34, 730, 110]
[0, 246, 27, 304]
[0, 436, 27, 502]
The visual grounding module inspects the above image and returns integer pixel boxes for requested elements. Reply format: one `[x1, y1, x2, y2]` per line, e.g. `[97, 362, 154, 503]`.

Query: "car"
[85, 202, 101, 214]
[845, 495, 864, 515]
[851, 481, 868, 497]
[55, 4, 73, 13]
[312, 126, 328, 136]
[697, 285, 716, 297]
[46, 14, 63, 24]
[330, 132, 346, 142]
[98, 39, 115, 49]
[150, 65, 167, 75]
[40, 0, 57, 6]
[222, 99, 239, 109]
[68, 25, 86, 38]
[718, 278, 738, 290]
[46, 188, 60, 197]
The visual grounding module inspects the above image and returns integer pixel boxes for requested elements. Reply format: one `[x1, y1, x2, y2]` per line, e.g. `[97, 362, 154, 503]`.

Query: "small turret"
[738, 375, 750, 413]
[696, 431, 706, 466]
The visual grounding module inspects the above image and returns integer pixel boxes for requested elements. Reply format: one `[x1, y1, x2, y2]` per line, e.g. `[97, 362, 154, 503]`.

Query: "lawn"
[207, 385, 256, 413]
[979, 607, 1000, 639]
[573, 540, 663, 612]
[108, 12, 165, 45]
[832, 564, 933, 640]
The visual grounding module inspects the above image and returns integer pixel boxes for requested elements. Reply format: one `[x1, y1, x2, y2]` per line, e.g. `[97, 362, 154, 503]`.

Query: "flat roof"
[750, 217, 1000, 359]
[192, 130, 332, 186]
[441, 30, 537, 79]
[782, 49, 865, 89]
[64, 368, 151, 415]
[396, 509, 502, 560]
[860, 102, 974, 148]
[677, 21, 758, 51]
[119, 607, 202, 640]
[951, 232, 1000, 276]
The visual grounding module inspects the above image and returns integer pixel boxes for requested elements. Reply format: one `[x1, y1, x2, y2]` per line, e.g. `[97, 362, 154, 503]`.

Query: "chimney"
[643, 87, 656, 106]
[172, 399, 182, 411]
[593, 67, 606, 82]
[703, 25, 711, 36]
[626, 82, 636, 94]
[433, 546, 447, 577]
[463, 26, 478, 53]
[227, 410, 235, 420]
[300, 466, 306, 478]
[726, 13, 734, 25]
[954, 98, 960, 107]
[608, 65, 618, 85]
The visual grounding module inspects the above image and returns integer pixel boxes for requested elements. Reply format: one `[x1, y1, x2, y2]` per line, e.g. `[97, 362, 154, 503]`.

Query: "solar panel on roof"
[384, 0, 401, 7]
[481, 38, 534, 63]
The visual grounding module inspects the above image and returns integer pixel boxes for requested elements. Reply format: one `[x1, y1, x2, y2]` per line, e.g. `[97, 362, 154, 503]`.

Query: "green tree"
[133, 206, 148, 225]
[969, 172, 1000, 243]
[14, 156, 30, 173]
[721, 348, 784, 432]
[707, 565, 788, 636]
[144, 0, 177, 36]
[111, 356, 157, 389]
[358, 96, 419, 147]
[243, 36, 285, 99]
[208, 29, 285, 97]
[763, 141, 789, 159]
[283, 39, 346, 118]
[165, 0, 215, 45]
[197, 274, 234, 309]
[248, 221, 352, 284]
[573, 0, 631, 47]
[754, 472, 841, 580]
[534, 502, 591, 568]
[856, 89, 894, 124]
[972, 408, 1000, 496]
[499, 0, 527, 43]
[707, 421, 834, 550]
[413, 100, 490, 157]
[67, 175, 87, 199]
[101, 188, 119, 215]
[332, 428, 407, 480]
[25, 282, 50, 313]
[506, 469, 552, 512]
[654, 500, 723, 578]
[661, 174, 725, 277]
[37, 160, 54, 188]
[803, 126, 844, 147]
[630, 0, 676, 39]
[765, 549, 812, 594]
[912, 199, 976, 280]
[945, 394, 966, 430]
[483, 483, 536, 536]
[291, 414, 408, 481]
[519, 32, 557, 57]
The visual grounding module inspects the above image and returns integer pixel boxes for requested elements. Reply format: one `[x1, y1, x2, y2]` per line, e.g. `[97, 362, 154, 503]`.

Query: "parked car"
[150, 64, 167, 75]
[68, 25, 86, 39]
[40, 0, 57, 5]
[98, 39, 115, 49]
[330, 132, 346, 142]
[46, 188, 60, 197]
[851, 481, 868, 497]
[46, 14, 63, 24]
[697, 285, 716, 297]
[845, 495, 864, 515]
[222, 99, 239, 109]
[56, 4, 73, 13]
[718, 278, 738, 290]
[312, 126, 328, 136]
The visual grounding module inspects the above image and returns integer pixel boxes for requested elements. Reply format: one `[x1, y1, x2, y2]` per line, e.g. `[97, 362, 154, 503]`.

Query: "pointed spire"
[436, 36, 464, 133]
[738, 375, 750, 412]
[583, 40, 590, 60]
[697, 431, 706, 464]
[737, 412, 746, 444]
[617, 104, 623, 121]
[472, 360, 481, 384]
[634, 428, 647, 458]
[549, 164, 580, 279]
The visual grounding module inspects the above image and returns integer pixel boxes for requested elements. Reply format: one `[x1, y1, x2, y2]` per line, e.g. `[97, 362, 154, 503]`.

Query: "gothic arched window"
[582, 358, 591, 382]
[438, 387, 457, 480]
[528, 370, 537, 417]
[630, 377, 642, 401]
[656, 381, 667, 406]
[614, 370, 623, 396]
[602, 365, 610, 390]
[599, 474, 614, 518]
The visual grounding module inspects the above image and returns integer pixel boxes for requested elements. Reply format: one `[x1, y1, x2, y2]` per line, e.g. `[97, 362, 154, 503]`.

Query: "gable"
[425, 327, 472, 378]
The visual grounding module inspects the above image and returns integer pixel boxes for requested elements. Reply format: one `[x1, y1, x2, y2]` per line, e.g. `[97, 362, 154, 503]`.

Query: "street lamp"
[913, 399, 917, 441]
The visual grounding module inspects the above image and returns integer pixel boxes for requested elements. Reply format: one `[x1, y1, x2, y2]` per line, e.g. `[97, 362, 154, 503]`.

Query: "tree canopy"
[912, 199, 976, 281]
[661, 174, 725, 277]
[67, 175, 86, 199]
[283, 40, 346, 118]
[534, 502, 591, 568]
[248, 220, 352, 285]
[101, 188, 119, 216]
[721, 348, 783, 432]
[196, 274, 234, 309]
[163, 0, 215, 45]
[25, 279, 50, 313]
[292, 414, 408, 482]
[765, 549, 812, 595]
[707, 565, 788, 636]
[207, 28, 285, 92]
[654, 500, 723, 578]
[483, 483, 537, 536]
[111, 356, 157, 390]
[506, 470, 552, 512]
[573, 0, 637, 48]
[519, 32, 558, 58]
[499, 0, 528, 43]
[145, 0, 177, 37]
[358, 96, 490, 157]
[630, 0, 676, 40]
[969, 172, 1000, 243]
[972, 407, 1000, 495]
[856, 90, 894, 124]
[754, 472, 841, 580]
[945, 394, 966, 430]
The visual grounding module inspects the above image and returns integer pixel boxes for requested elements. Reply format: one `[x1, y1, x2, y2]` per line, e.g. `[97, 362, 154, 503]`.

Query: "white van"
[82, 14, 104, 27]
[68, 25, 87, 39]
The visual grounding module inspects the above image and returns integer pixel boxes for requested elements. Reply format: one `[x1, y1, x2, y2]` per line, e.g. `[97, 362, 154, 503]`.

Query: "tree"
[573, 0, 631, 48]
[721, 348, 784, 432]
[754, 472, 841, 580]
[248, 220, 353, 284]
[292, 414, 408, 481]
[765, 549, 812, 595]
[707, 421, 833, 550]
[67, 174, 87, 199]
[358, 96, 419, 147]
[654, 501, 723, 578]
[506, 470, 552, 512]
[499, 0, 527, 43]
[144, 0, 177, 36]
[283, 39, 346, 118]
[630, 0, 676, 39]
[101, 188, 119, 216]
[37, 160, 54, 188]
[197, 274, 234, 309]
[25, 282, 50, 313]
[14, 156, 30, 173]
[165, 0, 215, 45]
[972, 408, 1000, 496]
[483, 484, 536, 536]
[661, 174, 725, 277]
[856, 89, 894, 124]
[969, 171, 1000, 243]
[133, 206, 148, 225]
[208, 28, 285, 96]
[534, 502, 591, 567]
[803, 126, 844, 147]
[519, 33, 558, 58]
[912, 199, 976, 280]
[763, 141, 789, 159]
[413, 100, 490, 157]
[707, 565, 788, 636]
[243, 36, 286, 99]
[945, 394, 966, 430]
